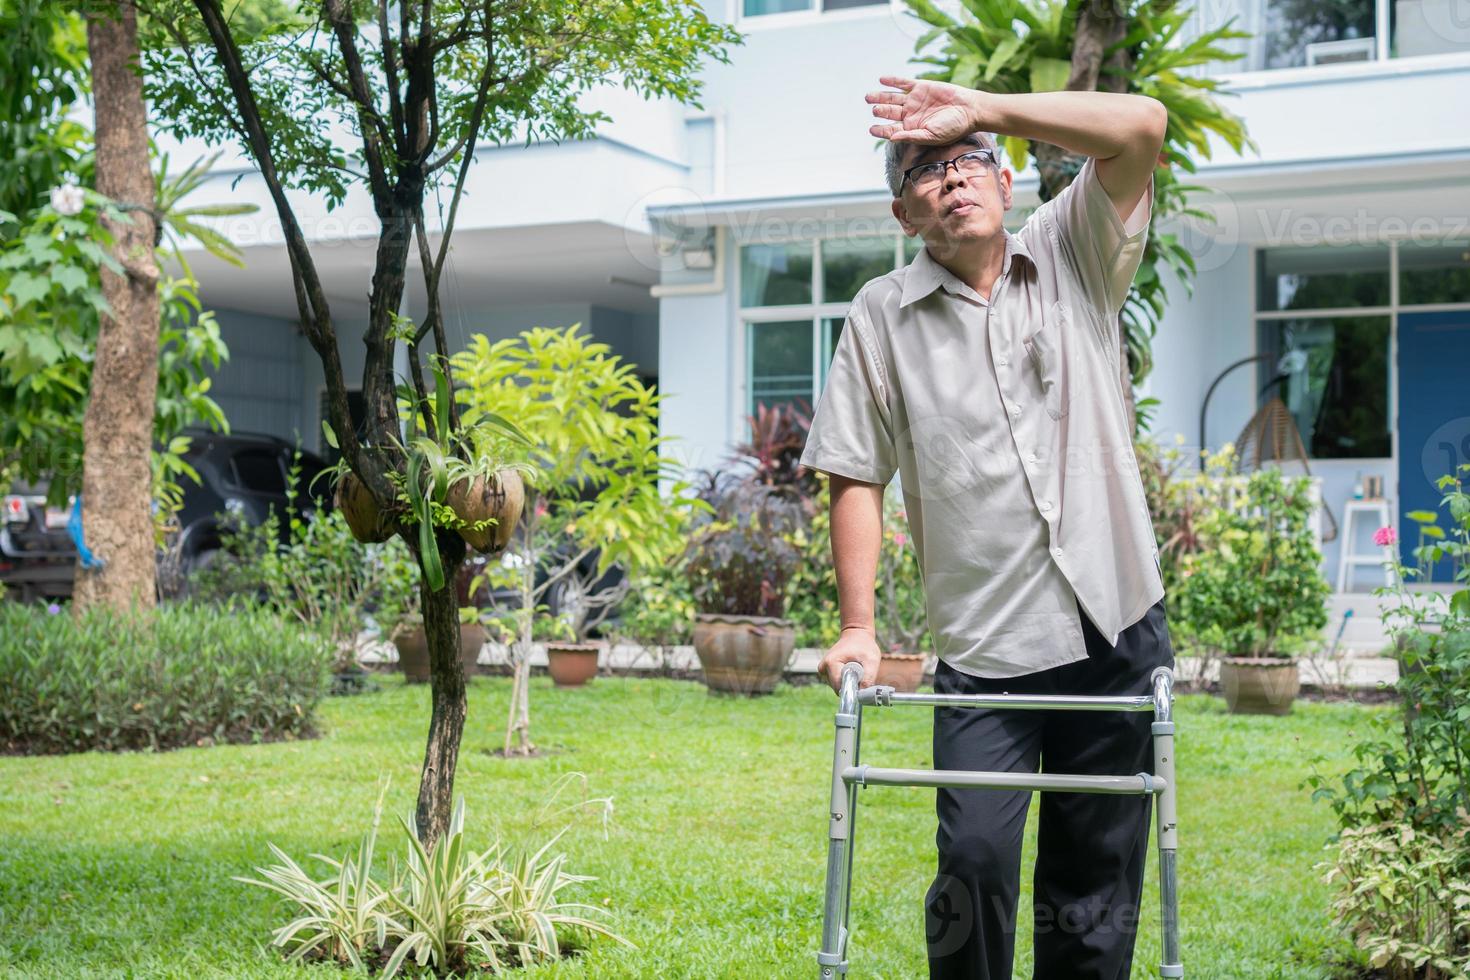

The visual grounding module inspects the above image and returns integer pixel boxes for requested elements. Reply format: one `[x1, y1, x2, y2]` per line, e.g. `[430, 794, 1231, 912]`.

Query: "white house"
[171, 0, 1470, 598]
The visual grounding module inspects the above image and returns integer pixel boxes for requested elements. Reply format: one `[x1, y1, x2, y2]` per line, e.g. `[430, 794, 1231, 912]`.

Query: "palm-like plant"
[899, 0, 1258, 422]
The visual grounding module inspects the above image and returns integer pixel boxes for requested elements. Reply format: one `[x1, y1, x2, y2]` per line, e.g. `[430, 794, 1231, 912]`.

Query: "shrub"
[1172, 464, 1330, 661]
[1305, 464, 1470, 976]
[785, 500, 839, 648]
[1319, 807, 1470, 978]
[0, 601, 331, 754]
[239, 777, 633, 976]
[681, 478, 803, 619]
[194, 457, 412, 672]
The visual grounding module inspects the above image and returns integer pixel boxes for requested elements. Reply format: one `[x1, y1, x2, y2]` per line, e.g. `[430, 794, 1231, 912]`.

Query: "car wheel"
[546, 575, 588, 624]
[182, 548, 223, 595]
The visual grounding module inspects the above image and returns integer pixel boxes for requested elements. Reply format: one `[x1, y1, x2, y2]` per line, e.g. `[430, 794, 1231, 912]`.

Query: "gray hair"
[884, 131, 1000, 197]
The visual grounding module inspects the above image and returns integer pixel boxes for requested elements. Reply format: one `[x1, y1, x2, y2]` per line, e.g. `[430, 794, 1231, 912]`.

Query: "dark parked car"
[1, 430, 329, 602]
[0, 481, 75, 603]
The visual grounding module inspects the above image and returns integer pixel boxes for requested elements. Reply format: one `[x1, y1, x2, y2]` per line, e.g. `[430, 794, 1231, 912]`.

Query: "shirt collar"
[898, 229, 1033, 309]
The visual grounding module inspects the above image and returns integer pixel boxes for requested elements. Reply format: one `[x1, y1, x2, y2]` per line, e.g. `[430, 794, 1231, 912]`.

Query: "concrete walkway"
[359, 638, 1401, 690]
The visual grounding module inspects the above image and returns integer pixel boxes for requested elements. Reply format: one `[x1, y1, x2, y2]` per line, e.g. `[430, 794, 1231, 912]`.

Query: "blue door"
[1397, 310, 1470, 579]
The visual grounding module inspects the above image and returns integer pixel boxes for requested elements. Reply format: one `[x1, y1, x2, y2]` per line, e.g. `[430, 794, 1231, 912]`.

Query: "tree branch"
[187, 0, 364, 479]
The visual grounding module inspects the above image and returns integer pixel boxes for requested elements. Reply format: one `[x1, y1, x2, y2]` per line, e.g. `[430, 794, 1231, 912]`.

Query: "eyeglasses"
[901, 148, 998, 194]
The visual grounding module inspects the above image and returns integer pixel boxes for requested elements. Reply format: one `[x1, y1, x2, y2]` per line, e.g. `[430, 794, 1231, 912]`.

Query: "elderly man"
[801, 76, 1174, 979]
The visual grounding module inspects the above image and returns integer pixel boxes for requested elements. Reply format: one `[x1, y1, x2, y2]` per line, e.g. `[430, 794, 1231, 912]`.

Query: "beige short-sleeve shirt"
[799, 156, 1165, 678]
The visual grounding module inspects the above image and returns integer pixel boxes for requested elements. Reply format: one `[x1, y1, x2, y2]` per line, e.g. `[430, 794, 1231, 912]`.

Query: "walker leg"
[818, 663, 863, 977]
[1151, 666, 1182, 978]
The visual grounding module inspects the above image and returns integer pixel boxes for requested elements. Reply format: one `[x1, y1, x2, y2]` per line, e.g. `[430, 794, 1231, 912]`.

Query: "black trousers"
[924, 597, 1175, 980]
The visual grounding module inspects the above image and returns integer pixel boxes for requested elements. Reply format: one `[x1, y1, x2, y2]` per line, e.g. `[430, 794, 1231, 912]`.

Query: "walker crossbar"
[844, 766, 1165, 795]
[817, 661, 1182, 979]
[860, 689, 1159, 711]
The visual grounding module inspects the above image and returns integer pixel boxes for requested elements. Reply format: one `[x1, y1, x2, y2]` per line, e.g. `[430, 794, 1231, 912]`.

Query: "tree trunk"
[76, 2, 161, 612]
[414, 550, 467, 848]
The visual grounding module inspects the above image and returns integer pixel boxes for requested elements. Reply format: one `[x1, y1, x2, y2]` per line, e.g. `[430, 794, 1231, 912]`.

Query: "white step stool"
[1335, 499, 1398, 593]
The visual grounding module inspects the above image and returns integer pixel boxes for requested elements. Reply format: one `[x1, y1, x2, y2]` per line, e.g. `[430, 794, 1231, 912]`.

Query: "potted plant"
[366, 530, 421, 678]
[1175, 466, 1330, 714]
[682, 476, 803, 696]
[528, 609, 594, 687]
[875, 484, 932, 692]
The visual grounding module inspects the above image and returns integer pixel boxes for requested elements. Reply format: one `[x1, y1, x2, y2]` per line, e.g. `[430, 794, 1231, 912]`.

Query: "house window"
[1255, 245, 1394, 459]
[1257, 243, 1390, 311]
[1257, 316, 1392, 459]
[742, 0, 885, 15]
[1187, 0, 1469, 72]
[1400, 239, 1470, 306]
[740, 235, 911, 421]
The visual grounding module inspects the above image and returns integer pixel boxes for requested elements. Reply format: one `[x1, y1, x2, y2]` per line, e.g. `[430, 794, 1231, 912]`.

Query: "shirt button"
[1052, 547, 1064, 559]
[1039, 499, 1052, 511]
[1027, 452, 1039, 465]
[1009, 404, 1021, 417]
[996, 356, 1009, 367]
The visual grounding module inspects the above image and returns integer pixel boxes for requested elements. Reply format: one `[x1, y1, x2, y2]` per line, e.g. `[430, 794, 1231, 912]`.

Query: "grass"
[0, 673, 1389, 978]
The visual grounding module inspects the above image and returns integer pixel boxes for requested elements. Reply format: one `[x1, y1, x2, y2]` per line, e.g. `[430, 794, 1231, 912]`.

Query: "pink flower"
[894, 532, 907, 548]
[1373, 526, 1397, 547]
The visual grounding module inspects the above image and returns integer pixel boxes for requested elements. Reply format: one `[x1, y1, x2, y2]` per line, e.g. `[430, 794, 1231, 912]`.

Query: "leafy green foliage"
[0, 0, 90, 229]
[1173, 464, 1331, 659]
[0, 601, 331, 754]
[1302, 468, 1470, 973]
[140, 0, 742, 212]
[1317, 808, 1470, 977]
[682, 479, 803, 619]
[0, 0, 237, 520]
[608, 562, 696, 650]
[898, 0, 1258, 398]
[238, 783, 631, 976]
[454, 325, 708, 620]
[0, 190, 230, 511]
[197, 456, 413, 671]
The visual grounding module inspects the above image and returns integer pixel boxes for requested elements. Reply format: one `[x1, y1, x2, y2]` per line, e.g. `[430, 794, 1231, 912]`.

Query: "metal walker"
[816, 660, 1181, 978]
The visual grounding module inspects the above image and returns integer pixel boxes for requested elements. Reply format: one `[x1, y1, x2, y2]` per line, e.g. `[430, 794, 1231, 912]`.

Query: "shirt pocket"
[1022, 301, 1071, 421]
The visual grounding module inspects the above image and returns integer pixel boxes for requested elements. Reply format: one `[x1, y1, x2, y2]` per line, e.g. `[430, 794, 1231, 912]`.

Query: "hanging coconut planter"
[446, 469, 525, 554]
[335, 471, 394, 543]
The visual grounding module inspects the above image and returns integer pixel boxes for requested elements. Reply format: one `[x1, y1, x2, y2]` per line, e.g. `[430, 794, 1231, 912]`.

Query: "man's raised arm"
[866, 78, 1166, 228]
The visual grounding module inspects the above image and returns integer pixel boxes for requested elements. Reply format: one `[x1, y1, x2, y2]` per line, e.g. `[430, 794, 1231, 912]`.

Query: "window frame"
[1251, 237, 1470, 464]
[733, 0, 895, 30]
[736, 235, 909, 440]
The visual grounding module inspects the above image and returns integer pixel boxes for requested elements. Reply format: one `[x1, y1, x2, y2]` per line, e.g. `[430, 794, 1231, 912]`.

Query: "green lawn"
[0, 673, 1384, 978]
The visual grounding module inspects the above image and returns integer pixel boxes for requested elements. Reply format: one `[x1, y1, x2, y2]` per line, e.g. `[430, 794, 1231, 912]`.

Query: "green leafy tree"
[899, 0, 1258, 430]
[138, 0, 739, 845]
[0, 2, 233, 574]
[453, 325, 710, 757]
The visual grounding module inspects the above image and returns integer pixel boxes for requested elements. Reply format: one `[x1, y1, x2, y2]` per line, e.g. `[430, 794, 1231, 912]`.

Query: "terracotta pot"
[546, 640, 605, 687]
[393, 624, 431, 683]
[691, 612, 795, 696]
[459, 622, 485, 676]
[446, 470, 525, 554]
[877, 651, 926, 693]
[393, 621, 485, 683]
[1220, 657, 1299, 715]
